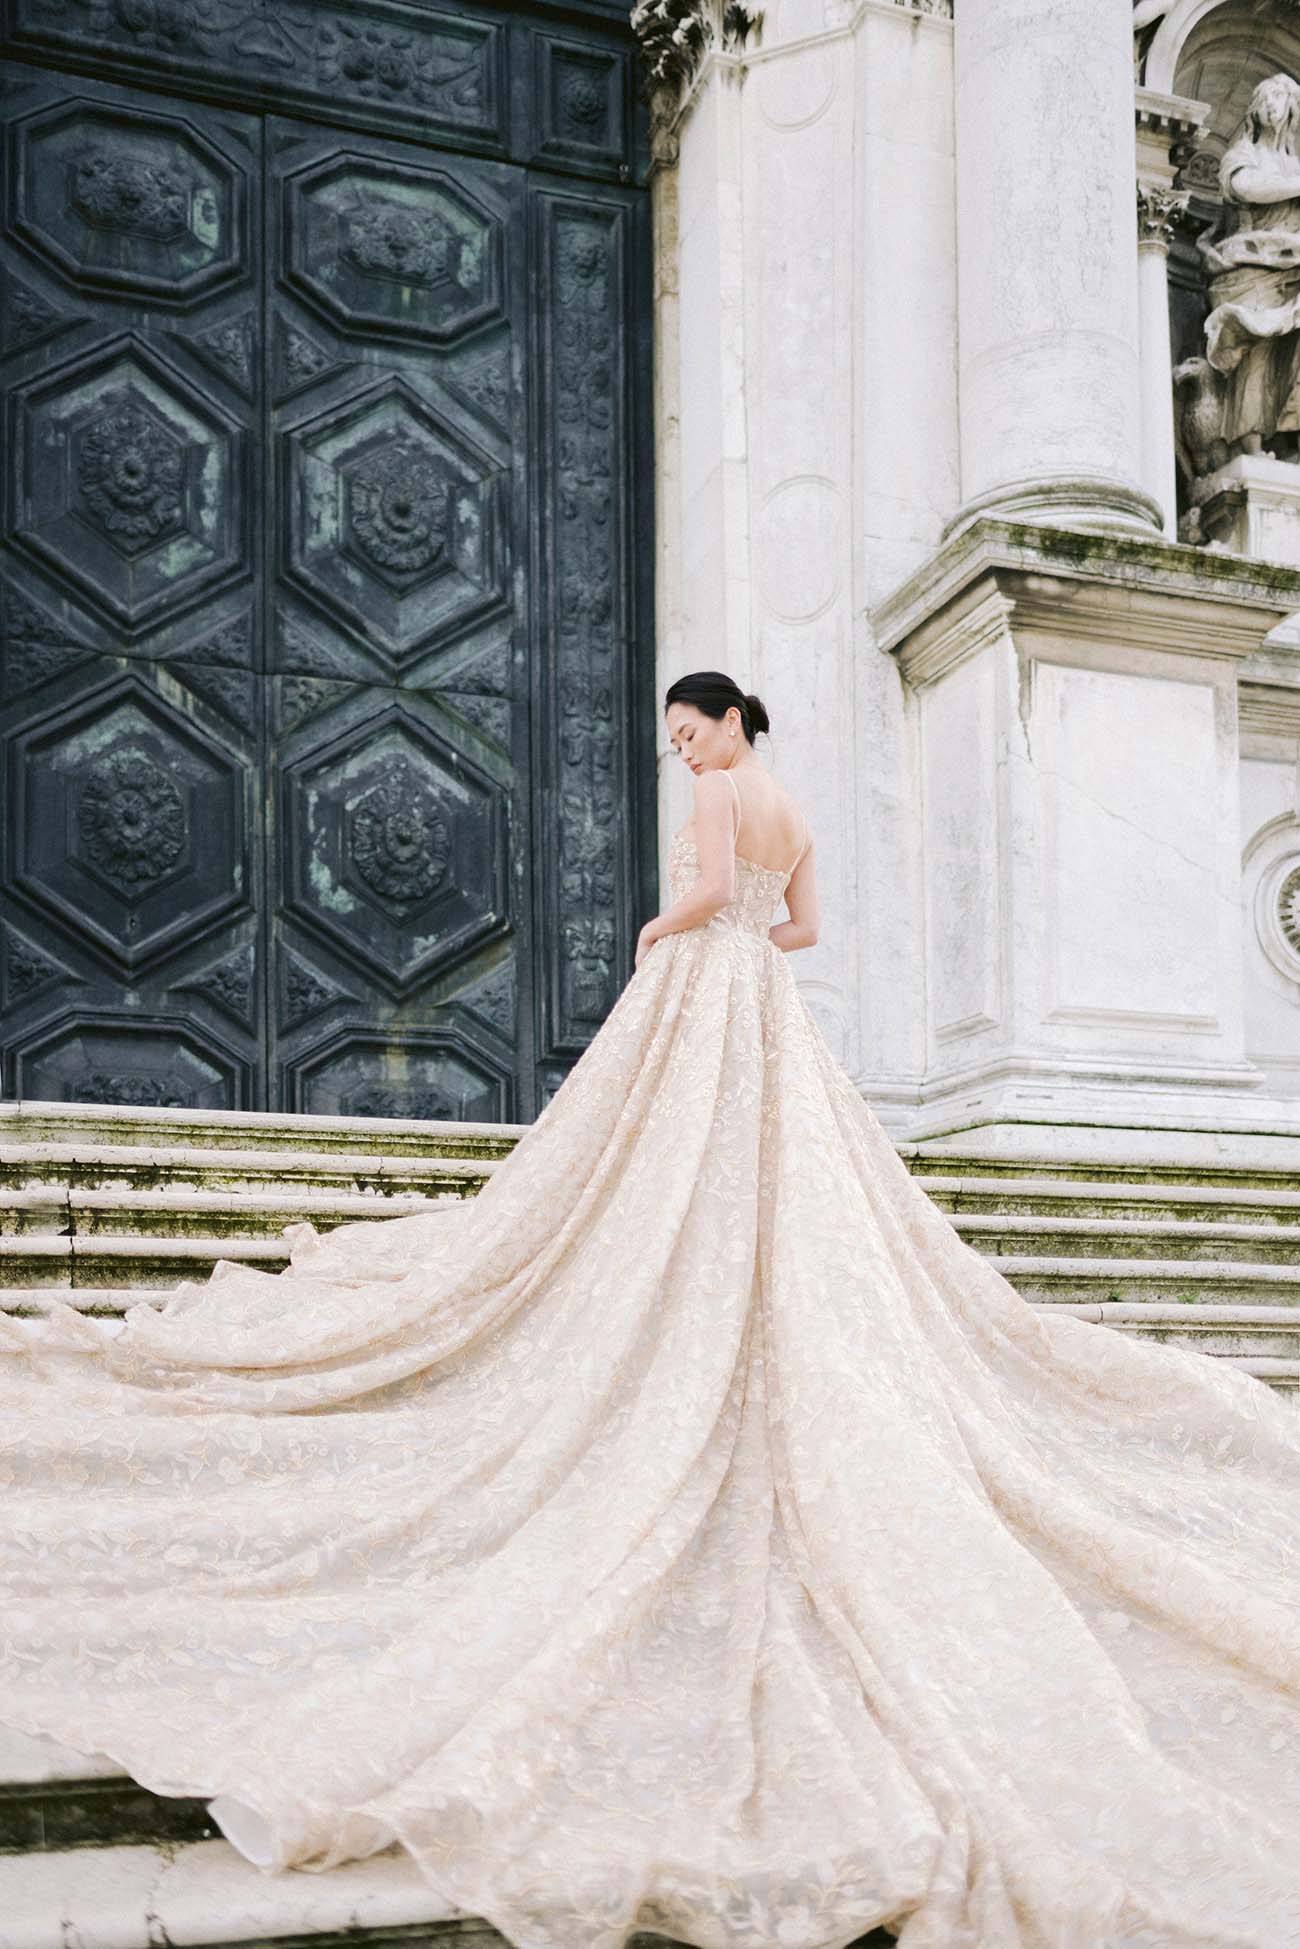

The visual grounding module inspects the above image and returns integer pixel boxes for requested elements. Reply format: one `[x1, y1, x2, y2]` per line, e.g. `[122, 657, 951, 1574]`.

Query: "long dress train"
[2, 830, 1300, 1949]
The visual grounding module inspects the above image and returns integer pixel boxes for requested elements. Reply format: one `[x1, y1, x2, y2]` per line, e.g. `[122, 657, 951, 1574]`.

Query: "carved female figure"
[1202, 71, 1300, 458]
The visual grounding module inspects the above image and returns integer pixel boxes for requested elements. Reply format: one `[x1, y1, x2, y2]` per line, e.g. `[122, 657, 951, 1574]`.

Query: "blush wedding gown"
[2, 822, 1300, 1949]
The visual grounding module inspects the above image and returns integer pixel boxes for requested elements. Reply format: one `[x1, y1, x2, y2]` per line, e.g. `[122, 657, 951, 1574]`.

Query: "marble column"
[950, 0, 1162, 537]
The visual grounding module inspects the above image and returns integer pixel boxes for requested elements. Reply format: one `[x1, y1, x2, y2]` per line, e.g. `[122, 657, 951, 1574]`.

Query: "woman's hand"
[635, 921, 663, 970]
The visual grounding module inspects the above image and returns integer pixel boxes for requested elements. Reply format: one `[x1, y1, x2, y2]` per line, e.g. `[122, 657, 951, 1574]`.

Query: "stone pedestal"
[949, 0, 1160, 538]
[872, 521, 1300, 1145]
[1196, 456, 1300, 570]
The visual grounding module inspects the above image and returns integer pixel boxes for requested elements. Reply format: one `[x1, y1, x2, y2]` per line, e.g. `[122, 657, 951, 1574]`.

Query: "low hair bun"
[664, 670, 771, 746]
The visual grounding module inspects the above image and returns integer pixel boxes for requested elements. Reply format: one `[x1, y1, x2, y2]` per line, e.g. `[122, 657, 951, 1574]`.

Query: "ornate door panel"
[1, 65, 264, 1108]
[1, 22, 653, 1121]
[265, 119, 526, 1121]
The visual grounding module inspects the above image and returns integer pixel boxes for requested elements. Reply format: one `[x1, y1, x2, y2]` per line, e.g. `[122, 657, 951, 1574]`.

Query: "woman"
[1, 670, 1299, 1949]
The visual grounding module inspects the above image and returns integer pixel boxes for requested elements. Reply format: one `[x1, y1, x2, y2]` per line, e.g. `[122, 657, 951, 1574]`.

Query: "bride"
[2, 668, 1300, 1949]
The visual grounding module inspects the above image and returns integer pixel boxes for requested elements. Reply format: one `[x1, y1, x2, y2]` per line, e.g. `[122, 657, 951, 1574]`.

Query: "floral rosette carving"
[77, 401, 186, 552]
[72, 150, 189, 238]
[560, 66, 606, 135]
[77, 748, 187, 891]
[344, 202, 453, 285]
[346, 443, 451, 579]
[96, 0, 210, 53]
[74, 1069, 189, 1106]
[317, 22, 484, 113]
[348, 761, 450, 908]
[343, 1083, 456, 1120]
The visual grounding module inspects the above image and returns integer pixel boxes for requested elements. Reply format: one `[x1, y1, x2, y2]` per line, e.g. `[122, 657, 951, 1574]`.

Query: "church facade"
[645, 0, 1300, 1152]
[3, 0, 1300, 1155]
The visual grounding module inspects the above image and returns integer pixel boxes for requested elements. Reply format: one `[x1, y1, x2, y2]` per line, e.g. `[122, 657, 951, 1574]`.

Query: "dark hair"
[663, 670, 770, 744]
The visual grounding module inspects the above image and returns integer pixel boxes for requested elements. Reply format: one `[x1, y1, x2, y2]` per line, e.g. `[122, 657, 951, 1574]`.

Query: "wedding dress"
[2, 813, 1300, 1949]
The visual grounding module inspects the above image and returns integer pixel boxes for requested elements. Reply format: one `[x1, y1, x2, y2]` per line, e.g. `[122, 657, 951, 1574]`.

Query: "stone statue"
[1200, 72, 1300, 462]
[1173, 355, 1231, 485]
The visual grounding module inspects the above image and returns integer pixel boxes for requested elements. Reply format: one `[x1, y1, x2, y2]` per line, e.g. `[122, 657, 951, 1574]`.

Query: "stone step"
[0, 1186, 463, 1240]
[1051, 1301, 1300, 1363]
[951, 1211, 1300, 1263]
[994, 1254, 1300, 1307]
[0, 1101, 524, 1163]
[0, 1235, 290, 1294]
[922, 1173, 1300, 1226]
[0, 1144, 497, 1201]
[11, 1187, 1300, 1267]
[12, 1102, 1300, 1188]
[0, 1834, 487, 1948]
[905, 1147, 1300, 1192]
[1236, 1358, 1300, 1392]
[0, 1832, 893, 1949]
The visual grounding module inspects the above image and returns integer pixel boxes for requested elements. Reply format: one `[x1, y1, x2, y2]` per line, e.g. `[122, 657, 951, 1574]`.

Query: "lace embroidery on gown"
[3, 825, 1300, 1949]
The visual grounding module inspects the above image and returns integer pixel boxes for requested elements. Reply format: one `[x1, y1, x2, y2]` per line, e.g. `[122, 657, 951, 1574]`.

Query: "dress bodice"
[668, 830, 792, 940]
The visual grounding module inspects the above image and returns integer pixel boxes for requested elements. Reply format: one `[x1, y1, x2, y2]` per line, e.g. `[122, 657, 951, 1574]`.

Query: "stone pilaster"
[1135, 183, 1188, 536]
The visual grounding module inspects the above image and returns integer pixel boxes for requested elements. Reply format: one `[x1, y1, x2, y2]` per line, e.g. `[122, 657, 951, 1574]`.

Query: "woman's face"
[665, 702, 741, 775]
[1255, 76, 1298, 135]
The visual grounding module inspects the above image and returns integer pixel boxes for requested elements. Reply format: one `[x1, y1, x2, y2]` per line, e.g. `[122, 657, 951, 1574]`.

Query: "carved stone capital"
[630, 0, 763, 165]
[1136, 182, 1189, 248]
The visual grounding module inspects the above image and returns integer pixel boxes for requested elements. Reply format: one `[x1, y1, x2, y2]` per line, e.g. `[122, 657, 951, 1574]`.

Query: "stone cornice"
[1134, 84, 1210, 144]
[871, 518, 1300, 681]
[1239, 682, 1300, 739]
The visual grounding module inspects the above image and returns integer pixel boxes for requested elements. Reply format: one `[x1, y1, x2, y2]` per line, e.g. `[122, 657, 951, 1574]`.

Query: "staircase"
[905, 1138, 1300, 1399]
[2, 1098, 1297, 1945]
[2, 1100, 1297, 1395]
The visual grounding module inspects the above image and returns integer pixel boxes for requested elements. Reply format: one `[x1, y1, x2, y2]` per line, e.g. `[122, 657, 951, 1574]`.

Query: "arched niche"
[1162, 1, 1300, 367]
[1145, 0, 1300, 92]
[1141, 0, 1300, 533]
[1166, 1, 1300, 189]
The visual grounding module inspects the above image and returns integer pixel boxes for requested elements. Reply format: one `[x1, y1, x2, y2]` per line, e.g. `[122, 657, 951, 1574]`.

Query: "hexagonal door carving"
[12, 101, 246, 301]
[9, 336, 244, 629]
[288, 1028, 509, 1121]
[282, 712, 508, 991]
[10, 678, 247, 971]
[284, 154, 502, 342]
[286, 376, 505, 669]
[14, 1017, 244, 1110]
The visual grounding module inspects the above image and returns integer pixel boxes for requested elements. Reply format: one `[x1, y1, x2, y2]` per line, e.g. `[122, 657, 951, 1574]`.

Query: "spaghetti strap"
[723, 767, 743, 848]
[790, 808, 811, 877]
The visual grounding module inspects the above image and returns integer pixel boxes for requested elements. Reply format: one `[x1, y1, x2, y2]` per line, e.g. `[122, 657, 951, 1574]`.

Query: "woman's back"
[683, 766, 808, 876]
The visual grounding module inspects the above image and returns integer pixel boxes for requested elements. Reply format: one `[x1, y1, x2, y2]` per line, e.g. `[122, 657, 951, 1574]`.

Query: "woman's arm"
[635, 771, 736, 967]
[1222, 144, 1300, 208]
[769, 839, 819, 952]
